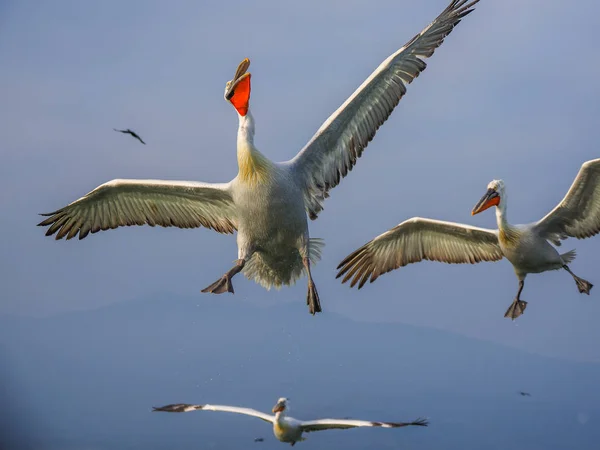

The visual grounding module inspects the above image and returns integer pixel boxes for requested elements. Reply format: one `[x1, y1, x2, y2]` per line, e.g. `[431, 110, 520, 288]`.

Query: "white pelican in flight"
[38, 0, 481, 315]
[337, 159, 600, 319]
[152, 397, 428, 446]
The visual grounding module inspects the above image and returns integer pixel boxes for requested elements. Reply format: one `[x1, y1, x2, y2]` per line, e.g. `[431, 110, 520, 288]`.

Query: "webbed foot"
[504, 299, 527, 320]
[574, 276, 593, 295]
[306, 281, 322, 315]
[201, 276, 234, 294]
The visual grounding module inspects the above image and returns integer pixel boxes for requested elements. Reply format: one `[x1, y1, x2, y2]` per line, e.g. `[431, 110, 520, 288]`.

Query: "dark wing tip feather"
[38, 218, 51, 227]
[336, 242, 384, 289]
[152, 403, 201, 413]
[152, 405, 180, 412]
[375, 417, 429, 428]
[410, 417, 429, 427]
[38, 211, 62, 226]
[357, 269, 372, 289]
[336, 245, 367, 271]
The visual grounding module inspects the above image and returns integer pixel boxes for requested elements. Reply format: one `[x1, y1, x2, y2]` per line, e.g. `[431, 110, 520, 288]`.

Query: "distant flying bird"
[254, 437, 265, 442]
[337, 159, 600, 320]
[38, 0, 481, 315]
[113, 128, 146, 145]
[519, 391, 531, 397]
[152, 397, 428, 446]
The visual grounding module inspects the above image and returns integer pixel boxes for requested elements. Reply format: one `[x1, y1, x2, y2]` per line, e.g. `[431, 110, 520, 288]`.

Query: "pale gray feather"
[38, 179, 237, 240]
[288, 0, 481, 219]
[301, 417, 428, 432]
[534, 158, 600, 244]
[337, 217, 502, 288]
[153, 403, 274, 424]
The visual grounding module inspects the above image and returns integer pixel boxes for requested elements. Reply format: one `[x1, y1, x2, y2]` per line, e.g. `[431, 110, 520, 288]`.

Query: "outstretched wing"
[337, 217, 501, 288]
[534, 158, 600, 244]
[132, 133, 146, 144]
[152, 404, 201, 413]
[288, 0, 480, 219]
[300, 417, 428, 433]
[38, 179, 237, 240]
[152, 403, 274, 424]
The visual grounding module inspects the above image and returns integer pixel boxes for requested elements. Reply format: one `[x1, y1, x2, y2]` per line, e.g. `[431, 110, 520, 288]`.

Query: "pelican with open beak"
[38, 0, 482, 315]
[224, 58, 251, 114]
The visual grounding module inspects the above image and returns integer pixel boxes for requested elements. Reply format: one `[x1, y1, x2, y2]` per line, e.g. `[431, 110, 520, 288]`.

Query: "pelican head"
[272, 397, 289, 414]
[472, 179, 505, 215]
[224, 58, 251, 117]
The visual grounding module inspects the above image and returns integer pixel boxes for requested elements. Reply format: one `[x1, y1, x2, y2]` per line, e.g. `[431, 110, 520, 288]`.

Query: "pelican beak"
[272, 401, 285, 413]
[224, 58, 251, 116]
[471, 188, 500, 215]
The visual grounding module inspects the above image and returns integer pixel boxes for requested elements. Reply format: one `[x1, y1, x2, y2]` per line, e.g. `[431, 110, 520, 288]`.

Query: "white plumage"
[152, 397, 427, 446]
[338, 159, 600, 319]
[39, 0, 481, 315]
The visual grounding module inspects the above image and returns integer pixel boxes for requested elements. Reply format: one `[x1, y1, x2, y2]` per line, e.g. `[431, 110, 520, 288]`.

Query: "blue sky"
[2, 0, 600, 362]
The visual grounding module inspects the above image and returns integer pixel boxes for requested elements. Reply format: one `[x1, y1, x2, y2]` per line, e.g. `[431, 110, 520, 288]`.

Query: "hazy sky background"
[2, 0, 600, 363]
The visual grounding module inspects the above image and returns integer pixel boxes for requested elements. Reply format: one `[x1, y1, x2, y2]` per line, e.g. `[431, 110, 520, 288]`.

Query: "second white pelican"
[337, 159, 600, 319]
[152, 397, 428, 446]
[38, 0, 481, 314]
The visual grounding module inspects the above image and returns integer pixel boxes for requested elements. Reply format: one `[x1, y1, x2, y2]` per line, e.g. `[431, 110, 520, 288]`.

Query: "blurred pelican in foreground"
[153, 397, 428, 446]
[337, 159, 600, 319]
[38, 0, 481, 315]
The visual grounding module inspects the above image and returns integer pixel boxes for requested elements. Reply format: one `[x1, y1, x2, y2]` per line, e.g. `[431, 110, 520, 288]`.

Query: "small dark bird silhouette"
[519, 391, 531, 397]
[254, 438, 264, 443]
[113, 128, 146, 145]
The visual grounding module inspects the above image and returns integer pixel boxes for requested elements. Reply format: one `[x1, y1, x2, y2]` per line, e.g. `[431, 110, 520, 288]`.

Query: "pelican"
[37, 0, 481, 315]
[336, 159, 600, 319]
[152, 397, 428, 446]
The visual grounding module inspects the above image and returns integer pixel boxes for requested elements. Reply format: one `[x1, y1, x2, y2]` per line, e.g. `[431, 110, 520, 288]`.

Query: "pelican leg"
[563, 265, 593, 294]
[302, 256, 322, 315]
[504, 279, 527, 320]
[201, 259, 245, 295]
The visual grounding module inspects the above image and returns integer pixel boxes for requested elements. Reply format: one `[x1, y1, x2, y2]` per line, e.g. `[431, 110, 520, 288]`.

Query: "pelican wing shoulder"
[337, 217, 502, 288]
[153, 403, 274, 424]
[288, 0, 480, 219]
[300, 417, 428, 432]
[38, 179, 237, 240]
[534, 158, 600, 244]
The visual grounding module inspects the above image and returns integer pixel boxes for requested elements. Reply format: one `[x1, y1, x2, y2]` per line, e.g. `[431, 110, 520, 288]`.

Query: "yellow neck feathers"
[498, 225, 520, 247]
[237, 143, 272, 186]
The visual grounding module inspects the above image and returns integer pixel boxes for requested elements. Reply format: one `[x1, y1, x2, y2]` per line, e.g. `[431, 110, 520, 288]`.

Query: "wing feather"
[337, 217, 502, 288]
[38, 179, 237, 240]
[288, 0, 480, 219]
[534, 159, 600, 244]
[152, 403, 273, 424]
[301, 417, 428, 432]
